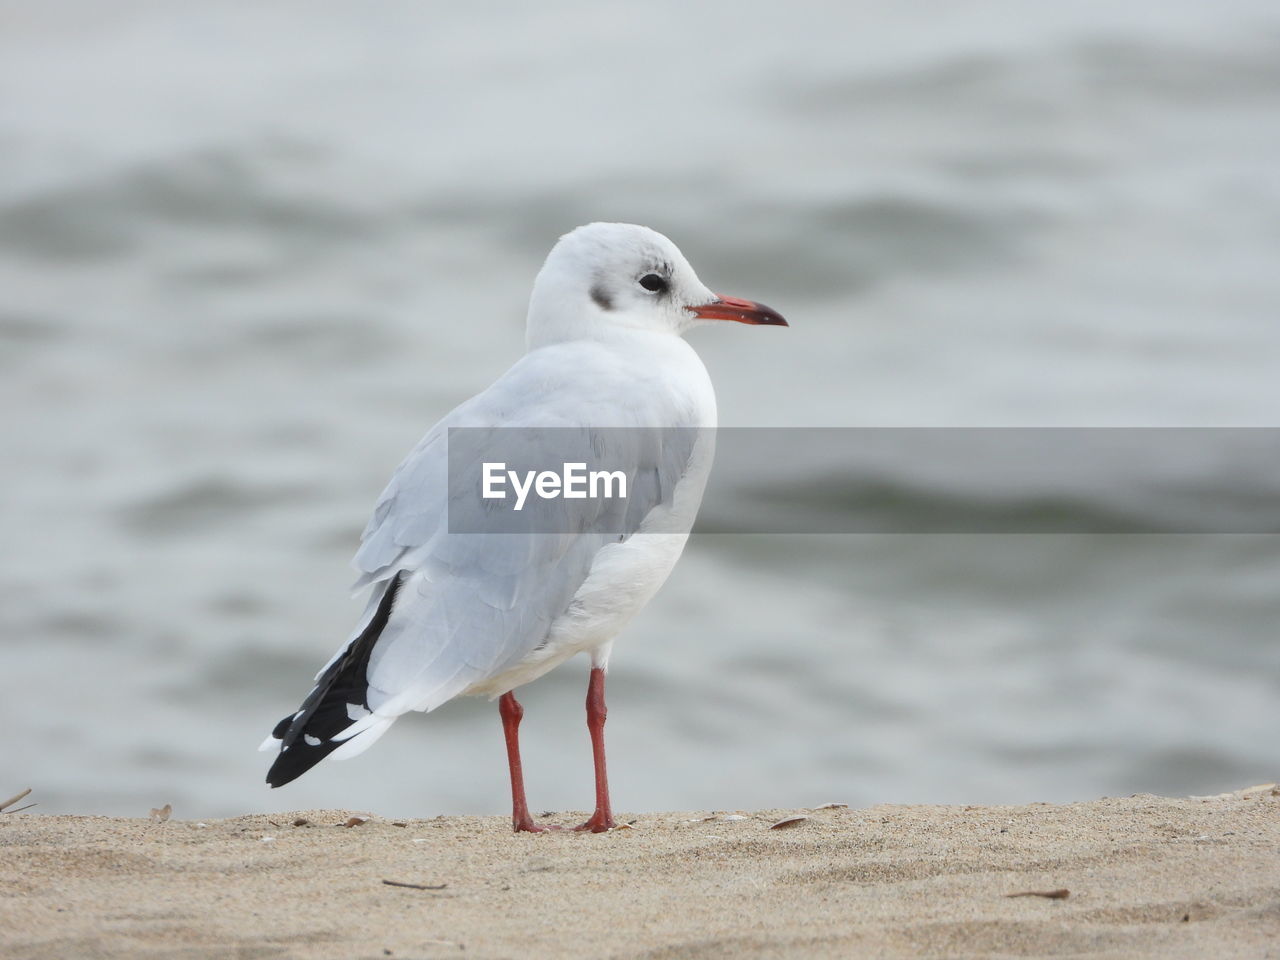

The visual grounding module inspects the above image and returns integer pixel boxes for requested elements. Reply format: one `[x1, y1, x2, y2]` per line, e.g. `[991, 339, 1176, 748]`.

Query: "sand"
[2, 786, 1278, 959]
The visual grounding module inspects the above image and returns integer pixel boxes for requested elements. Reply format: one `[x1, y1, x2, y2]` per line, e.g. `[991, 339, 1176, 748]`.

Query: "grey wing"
[331, 417, 701, 747]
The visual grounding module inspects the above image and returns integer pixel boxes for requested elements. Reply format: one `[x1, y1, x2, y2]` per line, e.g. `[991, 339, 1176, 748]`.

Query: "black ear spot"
[639, 273, 668, 293]
[590, 285, 613, 311]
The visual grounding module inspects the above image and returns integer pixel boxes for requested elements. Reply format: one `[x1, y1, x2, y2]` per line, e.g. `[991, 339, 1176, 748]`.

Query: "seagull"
[260, 222, 786, 832]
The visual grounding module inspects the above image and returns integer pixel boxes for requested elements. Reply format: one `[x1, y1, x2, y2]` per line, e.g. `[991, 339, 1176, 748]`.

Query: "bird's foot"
[573, 810, 616, 833]
[512, 817, 563, 834]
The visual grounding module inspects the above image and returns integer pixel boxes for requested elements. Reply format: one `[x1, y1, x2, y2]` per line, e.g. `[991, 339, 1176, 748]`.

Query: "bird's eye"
[638, 273, 667, 293]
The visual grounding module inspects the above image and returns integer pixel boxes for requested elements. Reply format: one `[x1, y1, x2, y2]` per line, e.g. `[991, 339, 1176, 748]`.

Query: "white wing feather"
[331, 337, 710, 747]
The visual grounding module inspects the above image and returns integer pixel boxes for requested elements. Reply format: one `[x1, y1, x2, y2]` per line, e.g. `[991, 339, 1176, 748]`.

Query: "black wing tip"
[263, 711, 337, 788]
[265, 768, 297, 789]
[262, 573, 404, 789]
[265, 739, 343, 788]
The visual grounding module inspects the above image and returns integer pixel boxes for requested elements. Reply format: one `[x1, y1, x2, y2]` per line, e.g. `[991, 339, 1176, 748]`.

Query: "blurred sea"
[2, 0, 1278, 819]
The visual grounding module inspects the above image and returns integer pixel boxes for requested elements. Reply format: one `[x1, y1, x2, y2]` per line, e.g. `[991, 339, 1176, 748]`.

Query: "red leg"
[575, 667, 616, 832]
[499, 691, 554, 833]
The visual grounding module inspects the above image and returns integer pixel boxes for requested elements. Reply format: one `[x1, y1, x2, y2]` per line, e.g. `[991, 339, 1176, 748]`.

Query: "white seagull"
[260, 222, 786, 832]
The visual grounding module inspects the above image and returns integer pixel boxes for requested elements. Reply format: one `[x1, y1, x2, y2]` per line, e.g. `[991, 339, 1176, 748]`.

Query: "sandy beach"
[2, 786, 1277, 959]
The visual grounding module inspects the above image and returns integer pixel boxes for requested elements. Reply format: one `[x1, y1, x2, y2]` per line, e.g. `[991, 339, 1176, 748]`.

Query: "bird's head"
[526, 222, 786, 349]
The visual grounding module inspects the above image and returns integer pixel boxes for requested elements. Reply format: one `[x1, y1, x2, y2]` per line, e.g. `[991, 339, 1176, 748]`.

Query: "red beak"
[686, 294, 788, 326]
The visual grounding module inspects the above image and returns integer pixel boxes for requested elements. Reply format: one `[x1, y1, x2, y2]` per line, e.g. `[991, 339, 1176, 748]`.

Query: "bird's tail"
[260, 573, 403, 787]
